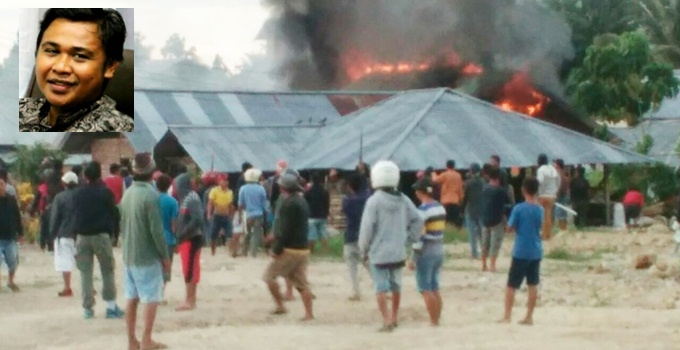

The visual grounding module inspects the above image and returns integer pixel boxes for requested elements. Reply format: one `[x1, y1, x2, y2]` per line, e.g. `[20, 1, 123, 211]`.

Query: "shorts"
[211, 214, 233, 240]
[54, 238, 76, 272]
[624, 205, 641, 224]
[163, 245, 175, 282]
[179, 237, 202, 284]
[0, 239, 19, 273]
[555, 196, 569, 220]
[370, 264, 403, 293]
[263, 251, 310, 290]
[124, 261, 164, 303]
[507, 258, 541, 289]
[308, 219, 328, 241]
[415, 252, 444, 292]
[481, 223, 505, 257]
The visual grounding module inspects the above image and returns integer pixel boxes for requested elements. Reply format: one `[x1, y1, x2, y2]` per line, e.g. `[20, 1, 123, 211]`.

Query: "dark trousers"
[573, 200, 589, 228]
[444, 204, 463, 227]
[39, 210, 53, 251]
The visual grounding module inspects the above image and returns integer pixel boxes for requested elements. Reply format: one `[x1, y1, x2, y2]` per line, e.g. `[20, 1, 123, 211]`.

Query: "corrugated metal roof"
[166, 125, 320, 173]
[644, 70, 680, 120]
[294, 88, 654, 171]
[611, 119, 680, 167]
[128, 90, 343, 152]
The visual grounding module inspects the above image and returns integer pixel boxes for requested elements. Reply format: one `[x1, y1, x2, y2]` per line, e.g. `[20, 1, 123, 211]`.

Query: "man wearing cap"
[50, 171, 80, 297]
[359, 160, 423, 332]
[73, 161, 124, 319]
[119, 153, 170, 350]
[263, 170, 314, 320]
[239, 168, 267, 257]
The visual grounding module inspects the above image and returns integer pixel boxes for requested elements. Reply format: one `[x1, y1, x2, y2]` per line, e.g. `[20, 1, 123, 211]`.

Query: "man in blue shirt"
[500, 177, 544, 326]
[238, 168, 267, 257]
[156, 174, 178, 290]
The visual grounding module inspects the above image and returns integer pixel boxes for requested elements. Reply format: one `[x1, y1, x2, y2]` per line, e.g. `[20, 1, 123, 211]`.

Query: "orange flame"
[343, 49, 483, 82]
[495, 72, 550, 117]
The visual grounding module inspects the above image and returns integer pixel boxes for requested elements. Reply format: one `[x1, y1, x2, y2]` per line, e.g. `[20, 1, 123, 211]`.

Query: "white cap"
[371, 160, 400, 188]
[61, 171, 78, 185]
[245, 168, 263, 183]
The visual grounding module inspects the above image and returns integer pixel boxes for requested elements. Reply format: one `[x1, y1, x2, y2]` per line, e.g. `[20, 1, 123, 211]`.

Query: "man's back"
[104, 175, 124, 204]
[481, 184, 510, 227]
[464, 176, 485, 219]
[304, 184, 330, 219]
[120, 182, 167, 266]
[239, 183, 267, 217]
[509, 202, 543, 260]
[74, 183, 116, 235]
[272, 194, 310, 254]
[436, 169, 463, 205]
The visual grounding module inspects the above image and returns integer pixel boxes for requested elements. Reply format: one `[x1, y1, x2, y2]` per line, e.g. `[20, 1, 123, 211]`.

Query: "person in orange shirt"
[432, 160, 464, 228]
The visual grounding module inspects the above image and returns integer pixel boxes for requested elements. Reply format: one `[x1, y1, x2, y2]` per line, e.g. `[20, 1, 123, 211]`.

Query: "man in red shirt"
[622, 186, 645, 231]
[104, 163, 125, 246]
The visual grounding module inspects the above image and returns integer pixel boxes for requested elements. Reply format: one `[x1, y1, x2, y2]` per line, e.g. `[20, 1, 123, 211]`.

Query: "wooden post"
[604, 164, 612, 226]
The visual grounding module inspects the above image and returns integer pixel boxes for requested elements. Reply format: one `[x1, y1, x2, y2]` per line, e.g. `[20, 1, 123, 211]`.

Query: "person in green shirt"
[119, 152, 170, 350]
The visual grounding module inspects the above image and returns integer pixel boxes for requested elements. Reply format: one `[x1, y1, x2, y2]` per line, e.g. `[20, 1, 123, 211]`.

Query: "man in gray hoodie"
[359, 160, 423, 333]
[50, 171, 80, 297]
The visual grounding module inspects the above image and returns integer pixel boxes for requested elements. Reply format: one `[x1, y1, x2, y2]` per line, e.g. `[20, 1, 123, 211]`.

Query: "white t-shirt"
[536, 165, 561, 198]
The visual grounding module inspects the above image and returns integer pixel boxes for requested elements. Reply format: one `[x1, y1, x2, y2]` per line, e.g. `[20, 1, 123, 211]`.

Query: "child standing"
[359, 160, 423, 332]
[500, 177, 544, 325]
[409, 179, 445, 326]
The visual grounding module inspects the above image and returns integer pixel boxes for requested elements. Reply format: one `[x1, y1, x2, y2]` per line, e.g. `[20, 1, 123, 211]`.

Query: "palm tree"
[637, 0, 680, 67]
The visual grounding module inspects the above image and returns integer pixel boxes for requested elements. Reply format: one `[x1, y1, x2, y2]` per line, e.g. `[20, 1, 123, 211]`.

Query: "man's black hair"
[522, 177, 539, 196]
[554, 158, 565, 169]
[156, 174, 172, 192]
[242, 162, 252, 173]
[109, 163, 120, 174]
[72, 164, 83, 176]
[120, 167, 130, 178]
[491, 155, 501, 164]
[36, 8, 126, 66]
[347, 174, 363, 193]
[84, 161, 101, 183]
[311, 171, 324, 184]
[446, 160, 455, 169]
[537, 154, 549, 166]
[133, 172, 153, 182]
[487, 167, 501, 181]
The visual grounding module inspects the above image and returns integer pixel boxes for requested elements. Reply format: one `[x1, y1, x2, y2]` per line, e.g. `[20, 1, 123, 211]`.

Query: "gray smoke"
[261, 0, 574, 94]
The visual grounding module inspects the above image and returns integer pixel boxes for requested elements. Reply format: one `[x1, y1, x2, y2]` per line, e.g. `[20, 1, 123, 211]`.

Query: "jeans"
[0, 239, 19, 273]
[465, 215, 483, 258]
[76, 234, 117, 309]
[241, 216, 264, 257]
[415, 252, 444, 292]
[343, 243, 368, 296]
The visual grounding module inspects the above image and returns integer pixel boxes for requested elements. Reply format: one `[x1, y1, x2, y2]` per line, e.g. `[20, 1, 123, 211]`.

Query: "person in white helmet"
[238, 168, 267, 257]
[359, 160, 423, 332]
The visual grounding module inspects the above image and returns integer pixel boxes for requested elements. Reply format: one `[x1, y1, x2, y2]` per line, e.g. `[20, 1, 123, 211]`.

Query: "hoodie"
[537, 165, 561, 198]
[358, 190, 424, 266]
[177, 191, 204, 243]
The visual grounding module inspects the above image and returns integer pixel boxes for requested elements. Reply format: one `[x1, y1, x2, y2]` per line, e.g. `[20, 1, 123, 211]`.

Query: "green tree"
[567, 31, 679, 125]
[637, 0, 680, 67]
[10, 143, 67, 185]
[545, 0, 640, 75]
[211, 54, 231, 75]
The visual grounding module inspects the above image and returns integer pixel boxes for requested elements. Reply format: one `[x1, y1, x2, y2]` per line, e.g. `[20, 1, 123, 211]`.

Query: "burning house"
[261, 0, 597, 134]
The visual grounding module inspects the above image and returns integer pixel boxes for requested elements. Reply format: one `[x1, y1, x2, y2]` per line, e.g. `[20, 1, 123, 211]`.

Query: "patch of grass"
[443, 226, 469, 244]
[309, 234, 345, 262]
[545, 247, 596, 262]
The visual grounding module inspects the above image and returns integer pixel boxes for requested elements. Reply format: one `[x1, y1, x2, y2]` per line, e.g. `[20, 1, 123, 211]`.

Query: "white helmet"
[244, 168, 262, 183]
[371, 160, 400, 189]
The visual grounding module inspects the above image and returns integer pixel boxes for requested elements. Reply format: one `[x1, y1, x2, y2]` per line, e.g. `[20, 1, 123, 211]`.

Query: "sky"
[0, 8, 19, 63]
[134, 3, 270, 72]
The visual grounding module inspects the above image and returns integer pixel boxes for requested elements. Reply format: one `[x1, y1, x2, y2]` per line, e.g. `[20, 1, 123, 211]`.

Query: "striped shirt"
[418, 201, 446, 240]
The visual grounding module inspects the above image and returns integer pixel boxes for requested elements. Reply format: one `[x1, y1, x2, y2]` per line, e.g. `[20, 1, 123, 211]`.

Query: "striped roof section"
[129, 90, 344, 152]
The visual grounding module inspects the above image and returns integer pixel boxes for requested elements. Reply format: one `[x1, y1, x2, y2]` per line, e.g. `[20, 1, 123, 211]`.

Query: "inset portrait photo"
[19, 8, 134, 132]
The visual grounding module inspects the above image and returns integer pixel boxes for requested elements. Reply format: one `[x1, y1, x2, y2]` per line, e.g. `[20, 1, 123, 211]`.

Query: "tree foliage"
[10, 143, 67, 185]
[566, 31, 679, 125]
[134, 31, 153, 62]
[637, 0, 680, 67]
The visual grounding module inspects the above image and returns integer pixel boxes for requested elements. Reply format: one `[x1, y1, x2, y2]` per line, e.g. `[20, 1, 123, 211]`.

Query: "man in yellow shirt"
[207, 175, 235, 256]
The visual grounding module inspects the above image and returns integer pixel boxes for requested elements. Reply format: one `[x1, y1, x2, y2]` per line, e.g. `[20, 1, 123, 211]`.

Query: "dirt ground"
[2, 225, 680, 350]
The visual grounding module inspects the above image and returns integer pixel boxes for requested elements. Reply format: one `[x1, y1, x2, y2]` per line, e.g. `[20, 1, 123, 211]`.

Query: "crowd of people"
[0, 152, 603, 348]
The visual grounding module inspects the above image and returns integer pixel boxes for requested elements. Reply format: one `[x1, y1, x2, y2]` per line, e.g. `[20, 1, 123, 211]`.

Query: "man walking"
[73, 161, 124, 319]
[342, 174, 370, 301]
[239, 168, 268, 257]
[119, 153, 170, 350]
[359, 160, 423, 332]
[175, 172, 205, 312]
[50, 171, 79, 297]
[207, 175, 235, 256]
[0, 177, 23, 292]
[536, 154, 561, 240]
[263, 170, 314, 320]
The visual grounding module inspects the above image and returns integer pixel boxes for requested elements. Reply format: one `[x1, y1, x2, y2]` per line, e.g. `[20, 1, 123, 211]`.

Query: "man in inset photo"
[19, 8, 133, 132]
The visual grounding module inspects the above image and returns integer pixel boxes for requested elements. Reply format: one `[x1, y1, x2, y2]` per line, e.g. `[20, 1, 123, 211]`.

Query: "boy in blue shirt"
[500, 177, 543, 326]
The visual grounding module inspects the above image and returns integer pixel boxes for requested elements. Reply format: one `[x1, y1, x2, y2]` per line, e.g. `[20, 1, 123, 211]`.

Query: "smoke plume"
[261, 0, 574, 95]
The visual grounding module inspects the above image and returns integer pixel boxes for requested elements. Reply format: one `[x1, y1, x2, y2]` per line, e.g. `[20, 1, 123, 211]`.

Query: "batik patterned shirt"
[19, 95, 134, 132]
